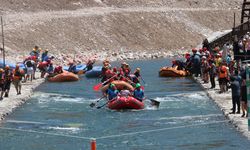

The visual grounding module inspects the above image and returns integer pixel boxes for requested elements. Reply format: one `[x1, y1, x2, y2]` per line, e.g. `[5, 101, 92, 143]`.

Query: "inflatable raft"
[159, 67, 189, 77]
[48, 71, 79, 82]
[63, 64, 86, 74]
[85, 66, 102, 78]
[108, 96, 144, 110]
[101, 80, 134, 93]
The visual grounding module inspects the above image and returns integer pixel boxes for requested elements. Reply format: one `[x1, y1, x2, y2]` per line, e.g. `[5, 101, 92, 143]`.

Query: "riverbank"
[0, 75, 44, 121]
[194, 77, 250, 139]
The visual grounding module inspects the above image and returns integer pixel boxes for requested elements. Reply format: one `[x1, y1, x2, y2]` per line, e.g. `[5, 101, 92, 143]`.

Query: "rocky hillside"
[0, 0, 243, 62]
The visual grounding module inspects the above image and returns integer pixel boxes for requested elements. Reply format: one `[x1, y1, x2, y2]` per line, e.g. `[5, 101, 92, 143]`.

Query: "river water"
[0, 59, 250, 150]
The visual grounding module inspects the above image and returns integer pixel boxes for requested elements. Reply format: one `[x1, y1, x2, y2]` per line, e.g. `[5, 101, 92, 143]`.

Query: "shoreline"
[194, 77, 250, 139]
[0, 75, 44, 122]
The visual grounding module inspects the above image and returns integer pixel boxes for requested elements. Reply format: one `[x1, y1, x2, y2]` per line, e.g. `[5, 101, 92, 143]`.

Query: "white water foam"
[42, 126, 81, 134]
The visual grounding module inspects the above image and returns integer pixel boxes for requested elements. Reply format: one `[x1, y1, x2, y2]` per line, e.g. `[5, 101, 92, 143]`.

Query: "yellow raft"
[48, 71, 79, 82]
[159, 67, 189, 77]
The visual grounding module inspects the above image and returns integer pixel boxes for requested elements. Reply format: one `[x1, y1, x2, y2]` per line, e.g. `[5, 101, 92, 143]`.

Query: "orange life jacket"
[219, 66, 227, 78]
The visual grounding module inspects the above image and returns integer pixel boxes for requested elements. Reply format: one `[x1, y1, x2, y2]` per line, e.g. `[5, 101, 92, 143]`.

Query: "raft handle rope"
[0, 120, 229, 140]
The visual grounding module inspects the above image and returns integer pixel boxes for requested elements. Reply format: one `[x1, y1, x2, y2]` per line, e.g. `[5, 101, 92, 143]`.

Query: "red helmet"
[192, 48, 197, 52]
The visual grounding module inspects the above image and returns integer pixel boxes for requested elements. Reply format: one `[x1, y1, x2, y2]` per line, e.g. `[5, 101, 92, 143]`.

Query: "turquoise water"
[0, 59, 250, 150]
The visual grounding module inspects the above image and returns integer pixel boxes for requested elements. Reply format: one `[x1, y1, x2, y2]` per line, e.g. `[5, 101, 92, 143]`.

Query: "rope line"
[0, 127, 91, 140]
[96, 120, 229, 140]
[0, 120, 229, 140]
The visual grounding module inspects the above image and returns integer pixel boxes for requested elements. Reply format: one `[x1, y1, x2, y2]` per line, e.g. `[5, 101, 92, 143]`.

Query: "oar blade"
[149, 99, 160, 108]
[89, 102, 96, 107]
[93, 83, 102, 91]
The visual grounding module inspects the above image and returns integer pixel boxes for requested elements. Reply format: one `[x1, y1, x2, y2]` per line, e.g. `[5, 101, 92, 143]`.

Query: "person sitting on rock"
[133, 83, 144, 102]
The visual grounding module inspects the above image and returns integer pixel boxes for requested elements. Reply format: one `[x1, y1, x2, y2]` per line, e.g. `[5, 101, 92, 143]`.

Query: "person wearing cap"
[0, 69, 4, 100]
[1, 66, 13, 98]
[133, 83, 144, 102]
[12, 64, 22, 95]
[105, 83, 119, 100]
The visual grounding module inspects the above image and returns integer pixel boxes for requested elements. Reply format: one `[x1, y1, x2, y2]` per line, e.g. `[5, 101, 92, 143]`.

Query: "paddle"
[96, 101, 109, 109]
[93, 74, 117, 91]
[96, 97, 116, 109]
[89, 96, 106, 107]
[148, 98, 160, 108]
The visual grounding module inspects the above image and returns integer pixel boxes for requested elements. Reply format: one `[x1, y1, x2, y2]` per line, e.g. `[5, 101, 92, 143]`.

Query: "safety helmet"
[136, 83, 141, 88]
[192, 48, 197, 52]
[5, 65, 10, 70]
[0, 68, 3, 73]
[136, 68, 140, 71]
[110, 83, 115, 88]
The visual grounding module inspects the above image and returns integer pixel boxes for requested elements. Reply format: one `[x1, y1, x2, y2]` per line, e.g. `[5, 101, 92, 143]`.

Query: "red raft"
[108, 96, 144, 110]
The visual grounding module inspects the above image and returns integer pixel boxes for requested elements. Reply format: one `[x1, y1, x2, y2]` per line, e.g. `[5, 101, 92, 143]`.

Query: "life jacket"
[26, 60, 33, 67]
[219, 66, 227, 78]
[106, 89, 118, 100]
[133, 89, 144, 101]
[4, 70, 12, 82]
[13, 69, 22, 81]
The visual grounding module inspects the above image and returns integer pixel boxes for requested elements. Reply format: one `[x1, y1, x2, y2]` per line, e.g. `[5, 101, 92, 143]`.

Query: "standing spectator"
[240, 68, 248, 117]
[0, 69, 4, 100]
[218, 63, 228, 93]
[209, 60, 217, 89]
[191, 48, 201, 77]
[41, 49, 49, 62]
[1, 66, 13, 98]
[229, 76, 241, 114]
[12, 64, 22, 95]
[24, 57, 35, 82]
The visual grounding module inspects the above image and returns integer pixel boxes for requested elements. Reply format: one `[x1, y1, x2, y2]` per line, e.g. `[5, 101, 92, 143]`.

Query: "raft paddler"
[133, 83, 144, 102]
[104, 83, 119, 101]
